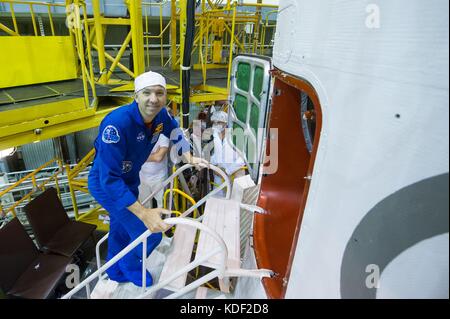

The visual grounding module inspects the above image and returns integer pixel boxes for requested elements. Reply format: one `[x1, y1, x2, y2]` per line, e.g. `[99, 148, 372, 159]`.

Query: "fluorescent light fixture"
[0, 147, 16, 159]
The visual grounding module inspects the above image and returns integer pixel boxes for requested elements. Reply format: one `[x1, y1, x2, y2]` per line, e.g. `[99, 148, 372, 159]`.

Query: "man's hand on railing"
[128, 201, 171, 233]
[182, 152, 209, 170]
[190, 156, 210, 170]
[142, 207, 172, 233]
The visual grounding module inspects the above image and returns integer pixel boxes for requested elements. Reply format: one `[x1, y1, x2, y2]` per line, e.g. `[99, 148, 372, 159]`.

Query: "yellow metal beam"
[238, 3, 278, 9]
[0, 22, 20, 36]
[0, 98, 86, 127]
[159, 3, 164, 66]
[105, 31, 133, 82]
[168, 92, 227, 104]
[93, 0, 107, 84]
[188, 93, 228, 103]
[100, 17, 131, 25]
[29, 3, 38, 36]
[68, 150, 94, 178]
[128, 0, 145, 76]
[223, 22, 245, 52]
[47, 5, 55, 36]
[110, 82, 178, 92]
[194, 85, 228, 95]
[170, 0, 178, 70]
[76, 208, 110, 232]
[0, 157, 61, 199]
[0, 106, 122, 150]
[9, 2, 19, 34]
[193, 63, 227, 70]
[227, 5, 237, 93]
[0, 107, 95, 139]
[92, 42, 135, 78]
[0, 0, 64, 6]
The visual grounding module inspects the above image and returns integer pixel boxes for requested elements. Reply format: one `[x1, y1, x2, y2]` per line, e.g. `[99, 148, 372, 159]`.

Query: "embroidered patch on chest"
[154, 123, 163, 134]
[151, 133, 160, 144]
[137, 131, 145, 142]
[102, 125, 120, 144]
[122, 161, 133, 173]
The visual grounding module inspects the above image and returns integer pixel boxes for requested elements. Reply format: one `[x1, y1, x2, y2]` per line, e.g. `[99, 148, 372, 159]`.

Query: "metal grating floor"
[0, 79, 128, 112]
[0, 65, 228, 113]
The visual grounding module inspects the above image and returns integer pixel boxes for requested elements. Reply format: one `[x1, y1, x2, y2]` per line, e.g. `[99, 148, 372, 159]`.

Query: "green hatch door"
[228, 55, 272, 183]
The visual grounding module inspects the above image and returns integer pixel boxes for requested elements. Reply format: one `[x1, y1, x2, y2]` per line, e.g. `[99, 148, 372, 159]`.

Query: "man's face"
[135, 85, 167, 122]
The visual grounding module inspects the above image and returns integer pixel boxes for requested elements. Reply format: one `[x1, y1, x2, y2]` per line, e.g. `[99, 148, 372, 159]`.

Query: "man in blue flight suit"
[88, 71, 206, 287]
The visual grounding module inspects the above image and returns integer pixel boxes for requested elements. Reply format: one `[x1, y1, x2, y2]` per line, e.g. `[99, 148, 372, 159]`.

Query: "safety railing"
[210, 165, 247, 188]
[0, 0, 67, 36]
[65, 212, 271, 299]
[62, 217, 228, 299]
[143, 0, 171, 68]
[65, 148, 98, 222]
[259, 9, 277, 55]
[62, 163, 231, 299]
[136, 217, 272, 300]
[0, 157, 64, 218]
[66, 0, 98, 108]
[137, 217, 228, 299]
[86, 0, 145, 84]
[140, 163, 230, 221]
[163, 188, 199, 219]
[94, 162, 231, 278]
[0, 0, 97, 110]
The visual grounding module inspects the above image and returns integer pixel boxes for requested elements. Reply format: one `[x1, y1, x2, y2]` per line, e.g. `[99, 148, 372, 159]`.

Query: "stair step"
[158, 223, 197, 291]
[195, 197, 241, 270]
[90, 278, 118, 299]
[195, 286, 229, 299]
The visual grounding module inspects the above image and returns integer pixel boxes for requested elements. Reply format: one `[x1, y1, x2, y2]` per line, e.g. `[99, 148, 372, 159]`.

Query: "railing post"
[227, 4, 236, 94]
[9, 2, 19, 34]
[29, 4, 38, 36]
[93, 0, 107, 84]
[170, 0, 177, 70]
[160, 2, 164, 66]
[128, 0, 145, 76]
[47, 5, 55, 36]
[31, 175, 37, 191]
[143, 4, 150, 70]
[66, 164, 80, 219]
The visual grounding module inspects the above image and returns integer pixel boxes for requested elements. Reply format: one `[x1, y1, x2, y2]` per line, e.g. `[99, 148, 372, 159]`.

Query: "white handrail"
[166, 270, 222, 299]
[136, 217, 229, 299]
[225, 268, 273, 278]
[240, 203, 266, 214]
[62, 228, 153, 299]
[61, 217, 228, 299]
[63, 164, 267, 299]
[92, 164, 231, 281]
[95, 233, 108, 271]
[141, 163, 232, 207]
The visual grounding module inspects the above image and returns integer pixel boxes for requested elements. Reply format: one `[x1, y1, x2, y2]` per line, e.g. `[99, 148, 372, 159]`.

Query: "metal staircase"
[61, 164, 273, 299]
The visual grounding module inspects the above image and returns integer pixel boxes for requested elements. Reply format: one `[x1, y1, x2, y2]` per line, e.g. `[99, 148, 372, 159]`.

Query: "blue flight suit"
[88, 101, 189, 287]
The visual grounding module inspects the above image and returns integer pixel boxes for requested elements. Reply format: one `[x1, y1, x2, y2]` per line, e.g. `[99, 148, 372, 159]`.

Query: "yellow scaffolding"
[65, 148, 110, 231]
[168, 0, 277, 117]
[0, 158, 64, 218]
[0, 1, 277, 226]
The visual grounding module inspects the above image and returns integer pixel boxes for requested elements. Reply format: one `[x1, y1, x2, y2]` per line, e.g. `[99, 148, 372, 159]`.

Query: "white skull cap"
[211, 110, 228, 123]
[134, 71, 166, 92]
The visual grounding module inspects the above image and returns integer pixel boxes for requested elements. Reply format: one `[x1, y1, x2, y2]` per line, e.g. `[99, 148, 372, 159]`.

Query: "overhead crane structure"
[0, 0, 278, 150]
